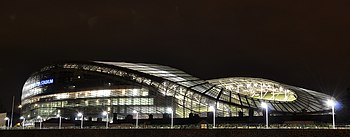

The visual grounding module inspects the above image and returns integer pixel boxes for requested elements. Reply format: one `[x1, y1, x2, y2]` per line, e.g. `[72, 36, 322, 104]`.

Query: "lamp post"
[133, 110, 138, 128]
[261, 102, 268, 129]
[4, 117, 10, 129]
[10, 96, 15, 128]
[18, 105, 22, 117]
[209, 106, 216, 128]
[77, 112, 83, 129]
[57, 114, 62, 129]
[102, 111, 109, 128]
[18, 105, 22, 115]
[166, 108, 173, 129]
[37, 116, 43, 129]
[20, 116, 25, 129]
[18, 105, 22, 129]
[326, 99, 336, 129]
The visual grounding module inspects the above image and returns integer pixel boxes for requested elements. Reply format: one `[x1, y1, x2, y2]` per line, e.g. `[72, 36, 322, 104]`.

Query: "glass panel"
[191, 83, 213, 93]
[240, 96, 249, 107]
[231, 93, 241, 105]
[246, 98, 256, 108]
[276, 103, 289, 112]
[205, 87, 221, 98]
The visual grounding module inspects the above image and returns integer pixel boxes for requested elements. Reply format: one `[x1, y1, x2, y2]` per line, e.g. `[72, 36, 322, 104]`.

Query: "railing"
[1, 124, 350, 130]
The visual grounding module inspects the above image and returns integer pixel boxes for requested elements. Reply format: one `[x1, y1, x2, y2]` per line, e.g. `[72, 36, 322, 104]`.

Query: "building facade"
[21, 61, 334, 122]
[0, 113, 7, 127]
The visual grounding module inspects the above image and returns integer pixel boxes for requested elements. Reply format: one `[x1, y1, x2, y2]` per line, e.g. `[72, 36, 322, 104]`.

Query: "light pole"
[209, 106, 216, 128]
[18, 105, 22, 128]
[77, 112, 83, 129]
[37, 116, 42, 129]
[10, 96, 15, 128]
[166, 108, 173, 129]
[18, 105, 22, 117]
[57, 114, 62, 129]
[261, 102, 268, 129]
[4, 117, 10, 129]
[20, 116, 25, 129]
[327, 99, 336, 129]
[102, 111, 109, 128]
[133, 110, 138, 128]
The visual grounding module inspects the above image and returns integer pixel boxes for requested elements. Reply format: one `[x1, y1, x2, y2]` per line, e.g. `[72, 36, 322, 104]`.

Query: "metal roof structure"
[92, 61, 333, 114]
[21, 61, 334, 121]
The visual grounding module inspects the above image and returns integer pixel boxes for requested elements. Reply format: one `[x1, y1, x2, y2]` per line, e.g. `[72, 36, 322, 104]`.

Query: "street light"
[102, 111, 109, 128]
[133, 110, 138, 128]
[77, 112, 83, 129]
[20, 116, 25, 129]
[209, 106, 216, 128]
[166, 108, 173, 129]
[57, 114, 62, 129]
[326, 99, 336, 129]
[4, 117, 10, 129]
[37, 116, 43, 129]
[261, 102, 268, 129]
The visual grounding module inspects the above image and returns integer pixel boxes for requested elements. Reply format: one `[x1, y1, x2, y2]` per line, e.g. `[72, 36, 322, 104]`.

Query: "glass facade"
[21, 61, 333, 122]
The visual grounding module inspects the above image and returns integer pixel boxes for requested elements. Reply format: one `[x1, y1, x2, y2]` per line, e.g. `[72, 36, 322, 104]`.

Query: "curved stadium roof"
[95, 61, 333, 114]
[23, 61, 333, 114]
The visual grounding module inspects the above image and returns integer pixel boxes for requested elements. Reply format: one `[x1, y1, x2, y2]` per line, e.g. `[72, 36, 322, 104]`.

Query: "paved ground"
[1, 129, 350, 137]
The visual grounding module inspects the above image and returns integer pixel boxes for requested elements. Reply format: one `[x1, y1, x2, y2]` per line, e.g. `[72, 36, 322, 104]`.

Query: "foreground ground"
[1, 129, 350, 137]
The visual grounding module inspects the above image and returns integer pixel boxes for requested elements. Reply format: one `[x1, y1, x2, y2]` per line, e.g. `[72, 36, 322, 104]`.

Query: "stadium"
[21, 61, 335, 124]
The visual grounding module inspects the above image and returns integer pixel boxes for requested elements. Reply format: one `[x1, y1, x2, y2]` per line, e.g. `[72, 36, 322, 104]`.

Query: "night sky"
[1, 0, 350, 118]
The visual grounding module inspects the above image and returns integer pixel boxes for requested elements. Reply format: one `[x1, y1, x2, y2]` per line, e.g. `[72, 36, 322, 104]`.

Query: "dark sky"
[0, 0, 350, 115]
